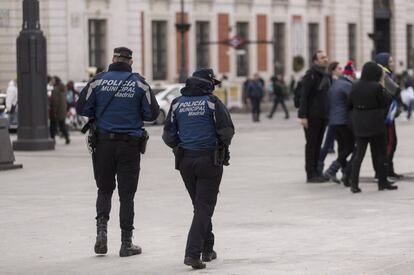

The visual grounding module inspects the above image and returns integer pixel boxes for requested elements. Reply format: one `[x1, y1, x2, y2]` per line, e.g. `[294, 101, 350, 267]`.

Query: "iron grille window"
[236, 22, 249, 77]
[88, 19, 107, 69]
[348, 23, 357, 64]
[308, 23, 319, 65]
[196, 21, 210, 69]
[407, 24, 413, 69]
[273, 23, 286, 75]
[152, 21, 168, 80]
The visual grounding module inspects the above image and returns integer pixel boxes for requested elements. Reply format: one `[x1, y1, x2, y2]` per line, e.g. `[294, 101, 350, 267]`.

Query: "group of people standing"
[299, 50, 402, 193]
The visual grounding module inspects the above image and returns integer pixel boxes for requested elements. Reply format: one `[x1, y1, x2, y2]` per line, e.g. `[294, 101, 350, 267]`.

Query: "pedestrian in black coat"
[298, 50, 331, 183]
[348, 62, 398, 193]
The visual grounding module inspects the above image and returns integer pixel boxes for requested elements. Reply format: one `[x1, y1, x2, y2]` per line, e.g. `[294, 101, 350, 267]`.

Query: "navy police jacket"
[76, 62, 159, 137]
[162, 77, 235, 150]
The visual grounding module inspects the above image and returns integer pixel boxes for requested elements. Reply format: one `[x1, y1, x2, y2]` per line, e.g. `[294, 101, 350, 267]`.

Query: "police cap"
[192, 68, 221, 86]
[113, 47, 133, 59]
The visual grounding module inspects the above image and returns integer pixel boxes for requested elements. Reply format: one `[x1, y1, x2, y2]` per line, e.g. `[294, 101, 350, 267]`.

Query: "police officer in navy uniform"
[76, 47, 159, 257]
[163, 69, 235, 269]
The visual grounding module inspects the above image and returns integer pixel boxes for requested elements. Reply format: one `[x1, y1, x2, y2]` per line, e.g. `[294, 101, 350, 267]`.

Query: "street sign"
[228, 36, 246, 49]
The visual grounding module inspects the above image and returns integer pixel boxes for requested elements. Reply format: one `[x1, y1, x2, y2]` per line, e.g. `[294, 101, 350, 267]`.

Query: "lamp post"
[13, 0, 54, 151]
[175, 0, 191, 83]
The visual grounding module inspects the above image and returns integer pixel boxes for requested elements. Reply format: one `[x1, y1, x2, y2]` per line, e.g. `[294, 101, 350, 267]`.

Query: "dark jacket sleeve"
[213, 96, 235, 146]
[76, 76, 102, 117]
[139, 79, 160, 122]
[162, 98, 180, 148]
[298, 70, 313, 118]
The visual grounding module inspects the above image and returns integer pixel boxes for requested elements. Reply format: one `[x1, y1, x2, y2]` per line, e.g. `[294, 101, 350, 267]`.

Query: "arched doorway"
[373, 0, 392, 54]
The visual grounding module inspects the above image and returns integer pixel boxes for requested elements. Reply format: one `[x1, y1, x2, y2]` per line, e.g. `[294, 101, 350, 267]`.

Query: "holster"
[140, 130, 149, 154]
[81, 119, 98, 154]
[214, 142, 230, 167]
[173, 147, 184, 170]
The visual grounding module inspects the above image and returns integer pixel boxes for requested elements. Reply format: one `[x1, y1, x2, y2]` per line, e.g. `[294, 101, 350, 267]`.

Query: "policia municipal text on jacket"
[162, 69, 235, 270]
[76, 47, 160, 257]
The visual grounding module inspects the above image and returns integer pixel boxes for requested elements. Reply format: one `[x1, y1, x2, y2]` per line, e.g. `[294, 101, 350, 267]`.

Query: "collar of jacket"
[311, 64, 327, 75]
[378, 64, 392, 76]
[339, 75, 353, 84]
[181, 77, 214, 96]
[108, 62, 132, 73]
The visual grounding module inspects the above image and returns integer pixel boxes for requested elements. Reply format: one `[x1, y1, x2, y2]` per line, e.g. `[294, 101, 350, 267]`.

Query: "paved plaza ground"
[1, 113, 414, 275]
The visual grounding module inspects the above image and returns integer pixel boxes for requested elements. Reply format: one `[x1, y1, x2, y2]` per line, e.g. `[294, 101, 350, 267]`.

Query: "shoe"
[94, 217, 108, 254]
[389, 172, 404, 180]
[307, 176, 328, 183]
[351, 187, 362, 193]
[267, 114, 272, 119]
[323, 171, 340, 184]
[184, 257, 206, 269]
[65, 139, 71, 145]
[119, 230, 142, 257]
[379, 184, 398, 191]
[202, 250, 217, 262]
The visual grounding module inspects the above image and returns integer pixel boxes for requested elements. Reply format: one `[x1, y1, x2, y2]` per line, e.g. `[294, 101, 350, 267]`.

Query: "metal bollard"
[0, 117, 22, 171]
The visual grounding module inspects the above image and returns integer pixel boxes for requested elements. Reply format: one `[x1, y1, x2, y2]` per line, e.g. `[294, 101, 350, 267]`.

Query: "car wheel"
[155, 110, 166, 125]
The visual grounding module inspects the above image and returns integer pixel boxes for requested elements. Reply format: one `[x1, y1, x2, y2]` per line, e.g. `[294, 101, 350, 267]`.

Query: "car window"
[170, 88, 181, 98]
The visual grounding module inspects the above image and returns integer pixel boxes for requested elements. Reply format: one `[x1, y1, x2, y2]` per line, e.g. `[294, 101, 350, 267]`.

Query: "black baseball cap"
[192, 68, 221, 85]
[113, 47, 133, 59]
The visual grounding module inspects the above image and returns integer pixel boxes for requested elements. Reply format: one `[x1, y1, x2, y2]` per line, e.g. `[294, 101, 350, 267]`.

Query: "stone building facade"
[0, 0, 414, 90]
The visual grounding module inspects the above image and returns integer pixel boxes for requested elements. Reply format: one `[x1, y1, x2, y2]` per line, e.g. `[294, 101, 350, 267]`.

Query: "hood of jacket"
[375, 53, 391, 72]
[181, 76, 214, 96]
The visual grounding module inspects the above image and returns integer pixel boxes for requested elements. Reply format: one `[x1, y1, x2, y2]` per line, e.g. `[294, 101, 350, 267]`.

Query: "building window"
[407, 24, 413, 69]
[273, 23, 286, 75]
[348, 23, 357, 64]
[152, 21, 168, 80]
[88, 19, 107, 69]
[308, 23, 319, 65]
[196, 21, 210, 69]
[236, 22, 249, 77]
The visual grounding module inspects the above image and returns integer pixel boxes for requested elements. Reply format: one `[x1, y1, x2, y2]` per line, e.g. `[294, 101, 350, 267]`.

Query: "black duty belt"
[183, 149, 214, 157]
[98, 133, 140, 141]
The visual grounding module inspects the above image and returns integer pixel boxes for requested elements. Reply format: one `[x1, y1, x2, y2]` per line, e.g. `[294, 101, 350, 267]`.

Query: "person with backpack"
[298, 50, 331, 183]
[268, 74, 289, 119]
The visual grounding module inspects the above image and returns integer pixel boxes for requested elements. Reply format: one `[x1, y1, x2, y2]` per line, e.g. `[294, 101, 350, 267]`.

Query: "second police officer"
[162, 69, 235, 269]
[76, 47, 160, 257]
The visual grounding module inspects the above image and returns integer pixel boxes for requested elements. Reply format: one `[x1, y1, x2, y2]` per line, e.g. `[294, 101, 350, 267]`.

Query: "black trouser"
[179, 150, 223, 259]
[250, 98, 261, 121]
[351, 133, 388, 188]
[269, 97, 289, 118]
[386, 122, 398, 175]
[331, 125, 354, 177]
[371, 122, 398, 177]
[94, 137, 141, 231]
[50, 119, 69, 141]
[304, 117, 327, 179]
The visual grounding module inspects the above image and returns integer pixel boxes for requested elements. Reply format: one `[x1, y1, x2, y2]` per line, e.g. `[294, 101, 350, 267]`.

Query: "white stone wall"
[2, 0, 414, 90]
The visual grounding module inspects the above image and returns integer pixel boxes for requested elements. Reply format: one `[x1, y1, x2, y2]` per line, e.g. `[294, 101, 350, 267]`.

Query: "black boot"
[379, 182, 398, 191]
[350, 180, 361, 193]
[119, 230, 142, 257]
[202, 250, 217, 262]
[94, 217, 108, 254]
[184, 257, 206, 269]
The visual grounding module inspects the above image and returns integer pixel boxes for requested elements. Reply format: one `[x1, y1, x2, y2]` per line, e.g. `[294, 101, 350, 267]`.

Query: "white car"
[154, 84, 184, 125]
